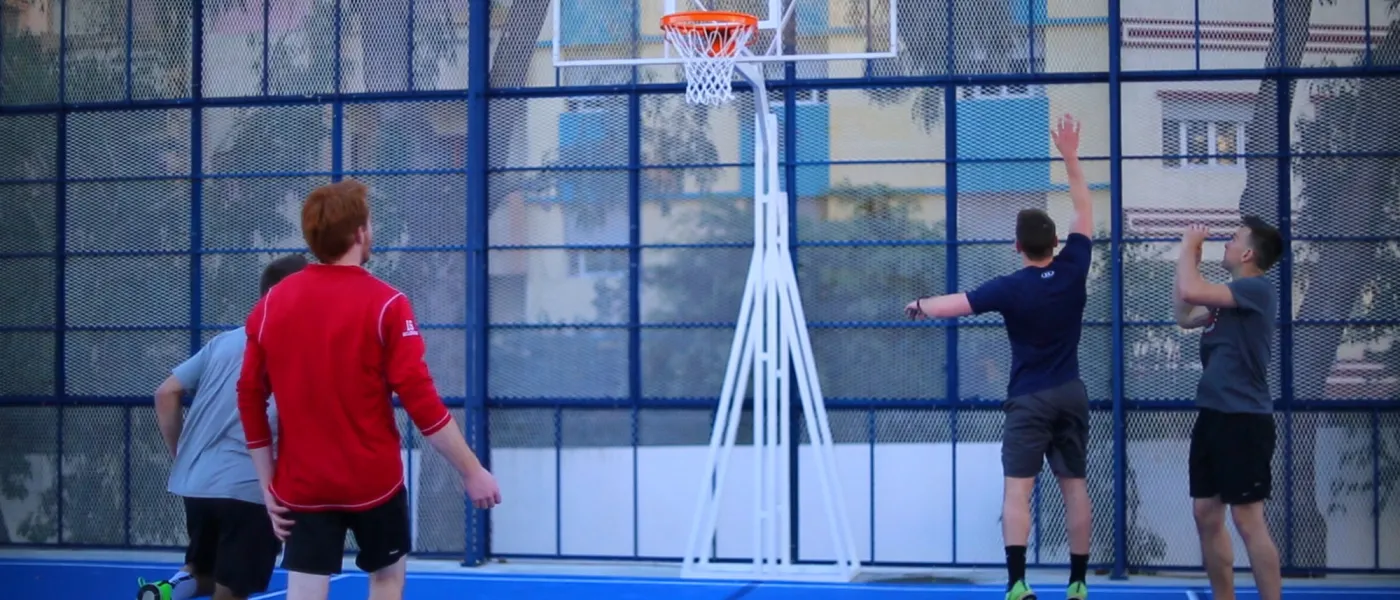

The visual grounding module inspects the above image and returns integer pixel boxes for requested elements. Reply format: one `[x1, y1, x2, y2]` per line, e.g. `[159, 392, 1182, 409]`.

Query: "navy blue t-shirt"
[966, 233, 1092, 398]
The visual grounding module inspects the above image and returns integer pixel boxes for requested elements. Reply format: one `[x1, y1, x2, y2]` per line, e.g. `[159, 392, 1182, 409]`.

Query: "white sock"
[169, 571, 199, 600]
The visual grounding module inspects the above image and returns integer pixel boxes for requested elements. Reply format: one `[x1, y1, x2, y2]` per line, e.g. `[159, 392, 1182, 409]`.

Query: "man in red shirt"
[236, 179, 501, 600]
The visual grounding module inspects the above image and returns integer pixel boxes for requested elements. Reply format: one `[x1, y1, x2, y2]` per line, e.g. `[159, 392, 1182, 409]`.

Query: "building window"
[1158, 91, 1252, 169]
[958, 29, 1045, 100]
[1162, 119, 1245, 168]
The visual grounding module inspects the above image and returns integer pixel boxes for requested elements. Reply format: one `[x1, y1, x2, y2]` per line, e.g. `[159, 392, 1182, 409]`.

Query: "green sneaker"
[1005, 579, 1037, 600]
[1067, 581, 1089, 599]
[135, 578, 173, 600]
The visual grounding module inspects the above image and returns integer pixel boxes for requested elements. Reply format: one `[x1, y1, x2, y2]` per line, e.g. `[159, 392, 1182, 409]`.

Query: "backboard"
[550, 0, 899, 68]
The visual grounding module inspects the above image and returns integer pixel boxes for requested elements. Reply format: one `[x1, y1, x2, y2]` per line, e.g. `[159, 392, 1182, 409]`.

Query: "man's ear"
[1013, 240, 1023, 255]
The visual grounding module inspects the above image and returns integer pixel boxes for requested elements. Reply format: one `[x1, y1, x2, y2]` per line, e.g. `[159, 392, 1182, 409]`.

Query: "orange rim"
[661, 11, 759, 57]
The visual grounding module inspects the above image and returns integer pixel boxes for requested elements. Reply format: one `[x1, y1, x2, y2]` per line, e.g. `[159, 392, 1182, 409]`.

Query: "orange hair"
[301, 179, 370, 263]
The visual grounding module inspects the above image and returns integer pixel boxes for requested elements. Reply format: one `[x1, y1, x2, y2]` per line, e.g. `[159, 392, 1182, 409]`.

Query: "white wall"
[484, 426, 1400, 569]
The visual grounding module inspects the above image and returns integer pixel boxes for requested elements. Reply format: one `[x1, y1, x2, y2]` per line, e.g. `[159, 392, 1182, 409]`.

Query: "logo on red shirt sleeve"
[403, 320, 419, 338]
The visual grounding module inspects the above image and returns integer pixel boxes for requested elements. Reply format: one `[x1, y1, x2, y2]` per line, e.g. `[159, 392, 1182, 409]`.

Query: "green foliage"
[1289, 16, 1400, 516]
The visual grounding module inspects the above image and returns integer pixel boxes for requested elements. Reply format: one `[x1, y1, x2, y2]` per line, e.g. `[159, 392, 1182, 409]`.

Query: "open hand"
[1051, 114, 1081, 157]
[262, 487, 294, 541]
[464, 467, 502, 510]
[905, 298, 926, 320]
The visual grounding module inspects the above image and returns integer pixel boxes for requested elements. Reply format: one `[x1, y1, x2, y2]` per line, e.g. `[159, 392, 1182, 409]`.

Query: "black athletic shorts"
[1001, 378, 1090, 479]
[184, 497, 281, 597]
[281, 488, 411, 576]
[1189, 407, 1275, 505]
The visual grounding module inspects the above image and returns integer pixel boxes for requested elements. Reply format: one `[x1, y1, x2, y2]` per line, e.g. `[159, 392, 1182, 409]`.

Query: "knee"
[1230, 504, 1270, 542]
[1193, 501, 1226, 531]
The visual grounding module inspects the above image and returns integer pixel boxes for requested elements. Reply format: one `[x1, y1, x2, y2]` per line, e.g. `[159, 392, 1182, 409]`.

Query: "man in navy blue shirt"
[906, 115, 1094, 600]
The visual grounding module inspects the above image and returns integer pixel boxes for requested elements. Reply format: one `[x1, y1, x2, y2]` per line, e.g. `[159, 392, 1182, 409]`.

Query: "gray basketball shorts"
[1001, 378, 1090, 479]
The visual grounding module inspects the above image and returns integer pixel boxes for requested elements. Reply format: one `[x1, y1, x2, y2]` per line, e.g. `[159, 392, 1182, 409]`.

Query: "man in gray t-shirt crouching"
[1173, 216, 1285, 600]
[138, 254, 308, 600]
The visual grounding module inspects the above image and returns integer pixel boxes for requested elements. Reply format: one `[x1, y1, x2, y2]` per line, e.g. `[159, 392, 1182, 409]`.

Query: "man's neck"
[326, 249, 364, 267]
[1230, 265, 1263, 280]
[1023, 257, 1053, 269]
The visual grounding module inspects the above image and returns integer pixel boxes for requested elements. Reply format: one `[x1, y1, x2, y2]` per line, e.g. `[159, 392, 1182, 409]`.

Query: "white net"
[662, 13, 758, 107]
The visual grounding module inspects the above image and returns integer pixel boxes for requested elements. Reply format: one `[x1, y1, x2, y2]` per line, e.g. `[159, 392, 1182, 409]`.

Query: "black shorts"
[184, 497, 281, 597]
[281, 488, 411, 576]
[1001, 378, 1090, 479]
[1189, 408, 1275, 505]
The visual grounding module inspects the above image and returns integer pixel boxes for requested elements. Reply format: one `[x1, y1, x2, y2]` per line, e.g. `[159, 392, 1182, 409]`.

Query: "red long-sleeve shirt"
[236, 263, 451, 512]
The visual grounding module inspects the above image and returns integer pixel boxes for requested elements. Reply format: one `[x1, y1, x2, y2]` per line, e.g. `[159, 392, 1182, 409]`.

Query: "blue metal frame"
[1, 0, 1398, 577]
[1107, 0, 1127, 581]
[464, 0, 493, 566]
[53, 0, 70, 545]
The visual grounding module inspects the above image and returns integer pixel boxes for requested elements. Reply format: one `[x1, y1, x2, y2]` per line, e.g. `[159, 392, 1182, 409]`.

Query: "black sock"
[1006, 545, 1027, 589]
[1070, 553, 1089, 584]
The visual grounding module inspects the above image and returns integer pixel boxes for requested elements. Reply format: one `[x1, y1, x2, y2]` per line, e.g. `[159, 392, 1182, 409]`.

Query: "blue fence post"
[627, 88, 642, 559]
[1108, 0, 1128, 581]
[334, 0, 343, 95]
[123, 406, 132, 546]
[124, 0, 133, 102]
[189, 0, 205, 380]
[784, 66, 801, 566]
[53, 0, 69, 545]
[943, 81, 960, 566]
[261, 0, 271, 96]
[406, 0, 416, 92]
[1373, 408, 1381, 570]
[463, 0, 493, 566]
[1272, 0, 1296, 571]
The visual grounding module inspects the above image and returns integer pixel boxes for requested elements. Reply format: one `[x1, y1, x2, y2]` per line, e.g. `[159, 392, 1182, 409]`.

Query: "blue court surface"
[4, 558, 1396, 600]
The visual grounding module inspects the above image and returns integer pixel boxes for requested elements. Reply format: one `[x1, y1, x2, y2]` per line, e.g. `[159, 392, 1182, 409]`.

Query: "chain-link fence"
[0, 0, 1397, 576]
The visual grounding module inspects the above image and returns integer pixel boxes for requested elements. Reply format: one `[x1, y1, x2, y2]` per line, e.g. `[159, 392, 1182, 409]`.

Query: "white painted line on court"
[336, 571, 1202, 595]
[1185, 591, 1200, 600]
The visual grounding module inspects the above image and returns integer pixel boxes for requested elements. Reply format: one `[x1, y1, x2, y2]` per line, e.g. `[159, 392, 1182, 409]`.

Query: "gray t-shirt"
[166, 327, 276, 504]
[1195, 276, 1277, 414]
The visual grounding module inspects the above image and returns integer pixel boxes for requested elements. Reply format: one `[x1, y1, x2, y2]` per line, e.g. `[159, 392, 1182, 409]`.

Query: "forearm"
[424, 417, 486, 477]
[1060, 154, 1093, 235]
[1172, 294, 1196, 324]
[249, 446, 276, 492]
[1174, 245, 1204, 299]
[154, 392, 183, 456]
[1064, 155, 1090, 212]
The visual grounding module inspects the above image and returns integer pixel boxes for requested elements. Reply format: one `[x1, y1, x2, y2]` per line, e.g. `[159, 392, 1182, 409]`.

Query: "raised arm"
[1174, 295, 1212, 330]
[1052, 115, 1093, 238]
[1173, 224, 1226, 330]
[905, 277, 1012, 320]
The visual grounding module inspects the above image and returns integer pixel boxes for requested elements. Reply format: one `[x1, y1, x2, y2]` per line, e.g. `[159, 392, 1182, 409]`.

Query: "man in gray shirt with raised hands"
[1174, 216, 1285, 600]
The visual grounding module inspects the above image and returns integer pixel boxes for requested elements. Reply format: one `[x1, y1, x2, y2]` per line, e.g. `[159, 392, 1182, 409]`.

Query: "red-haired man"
[236, 179, 500, 600]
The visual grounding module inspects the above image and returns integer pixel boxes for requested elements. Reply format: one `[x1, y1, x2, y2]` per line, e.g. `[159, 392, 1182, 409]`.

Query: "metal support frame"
[678, 62, 859, 583]
[1107, 0, 1127, 581]
[465, 0, 493, 567]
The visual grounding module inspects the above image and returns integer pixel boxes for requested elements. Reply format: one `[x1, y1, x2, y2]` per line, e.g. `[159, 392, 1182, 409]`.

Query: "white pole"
[682, 61, 860, 582]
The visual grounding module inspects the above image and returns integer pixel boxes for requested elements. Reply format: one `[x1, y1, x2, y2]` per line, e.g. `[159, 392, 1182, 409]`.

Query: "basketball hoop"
[660, 11, 759, 106]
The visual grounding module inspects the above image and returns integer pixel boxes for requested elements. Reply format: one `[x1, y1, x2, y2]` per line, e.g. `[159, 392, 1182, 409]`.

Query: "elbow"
[154, 378, 183, 412]
[1179, 287, 1207, 307]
